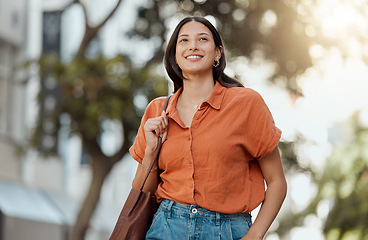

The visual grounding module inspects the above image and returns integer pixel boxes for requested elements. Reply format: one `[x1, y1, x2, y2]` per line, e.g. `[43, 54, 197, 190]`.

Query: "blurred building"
[0, 0, 136, 239]
[0, 0, 28, 181]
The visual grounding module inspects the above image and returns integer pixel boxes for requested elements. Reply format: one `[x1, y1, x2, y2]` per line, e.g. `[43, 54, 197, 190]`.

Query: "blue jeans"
[146, 199, 252, 240]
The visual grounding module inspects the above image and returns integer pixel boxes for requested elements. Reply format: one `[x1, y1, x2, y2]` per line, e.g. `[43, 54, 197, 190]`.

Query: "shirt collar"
[206, 81, 226, 110]
[166, 81, 227, 116]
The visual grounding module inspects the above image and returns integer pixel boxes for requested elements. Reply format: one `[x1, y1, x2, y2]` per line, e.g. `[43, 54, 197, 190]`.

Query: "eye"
[199, 37, 208, 41]
[178, 38, 188, 43]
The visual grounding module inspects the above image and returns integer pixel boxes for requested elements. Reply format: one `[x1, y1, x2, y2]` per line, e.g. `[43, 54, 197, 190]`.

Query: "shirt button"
[191, 208, 198, 214]
[195, 116, 199, 120]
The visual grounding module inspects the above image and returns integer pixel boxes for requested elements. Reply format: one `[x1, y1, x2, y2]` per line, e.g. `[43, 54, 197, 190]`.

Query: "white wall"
[0, 0, 27, 47]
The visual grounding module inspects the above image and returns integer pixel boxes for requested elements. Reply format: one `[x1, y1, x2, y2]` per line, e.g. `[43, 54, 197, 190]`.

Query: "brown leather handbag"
[109, 96, 171, 240]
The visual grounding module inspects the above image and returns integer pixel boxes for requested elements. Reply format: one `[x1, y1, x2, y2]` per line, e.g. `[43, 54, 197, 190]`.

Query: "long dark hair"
[164, 16, 244, 92]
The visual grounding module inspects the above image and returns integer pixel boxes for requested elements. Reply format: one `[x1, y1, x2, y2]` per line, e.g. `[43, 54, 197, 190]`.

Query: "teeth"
[186, 55, 202, 59]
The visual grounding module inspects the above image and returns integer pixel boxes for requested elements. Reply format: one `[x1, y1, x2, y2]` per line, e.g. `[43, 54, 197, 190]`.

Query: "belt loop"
[167, 200, 174, 219]
[216, 212, 220, 226]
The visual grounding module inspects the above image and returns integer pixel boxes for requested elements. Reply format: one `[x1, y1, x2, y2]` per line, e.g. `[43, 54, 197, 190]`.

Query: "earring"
[213, 60, 220, 67]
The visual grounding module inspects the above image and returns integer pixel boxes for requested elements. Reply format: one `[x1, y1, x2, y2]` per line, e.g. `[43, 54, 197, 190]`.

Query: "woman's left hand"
[240, 234, 263, 240]
[240, 147, 287, 240]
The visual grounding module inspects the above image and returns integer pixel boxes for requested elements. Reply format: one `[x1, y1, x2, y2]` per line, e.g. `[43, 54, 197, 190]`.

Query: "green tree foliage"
[33, 54, 167, 240]
[31, 54, 167, 240]
[276, 114, 368, 240]
[27, 1, 167, 239]
[322, 120, 368, 239]
[32, 54, 167, 151]
[319, 116, 368, 240]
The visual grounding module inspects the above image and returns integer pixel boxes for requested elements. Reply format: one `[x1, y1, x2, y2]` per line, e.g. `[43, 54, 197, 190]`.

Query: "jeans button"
[191, 208, 198, 214]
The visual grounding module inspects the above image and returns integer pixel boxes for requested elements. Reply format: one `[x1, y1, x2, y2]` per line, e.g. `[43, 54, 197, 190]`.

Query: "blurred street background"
[0, 0, 368, 239]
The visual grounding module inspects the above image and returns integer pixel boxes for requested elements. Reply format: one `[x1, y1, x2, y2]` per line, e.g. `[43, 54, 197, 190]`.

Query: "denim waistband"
[159, 199, 251, 220]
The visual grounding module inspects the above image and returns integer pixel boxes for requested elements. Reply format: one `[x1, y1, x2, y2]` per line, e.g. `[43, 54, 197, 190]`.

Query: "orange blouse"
[129, 82, 282, 214]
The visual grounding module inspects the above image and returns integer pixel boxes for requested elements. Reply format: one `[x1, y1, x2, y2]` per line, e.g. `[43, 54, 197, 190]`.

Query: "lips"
[185, 55, 203, 60]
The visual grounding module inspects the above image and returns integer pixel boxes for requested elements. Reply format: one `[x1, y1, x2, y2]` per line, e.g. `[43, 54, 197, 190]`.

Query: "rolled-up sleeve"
[242, 90, 282, 160]
[129, 97, 165, 163]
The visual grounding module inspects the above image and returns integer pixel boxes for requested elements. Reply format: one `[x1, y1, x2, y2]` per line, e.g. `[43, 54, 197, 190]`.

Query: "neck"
[181, 72, 215, 101]
[182, 80, 214, 103]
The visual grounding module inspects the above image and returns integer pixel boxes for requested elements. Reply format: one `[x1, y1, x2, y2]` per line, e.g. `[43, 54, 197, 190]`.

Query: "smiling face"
[175, 21, 221, 78]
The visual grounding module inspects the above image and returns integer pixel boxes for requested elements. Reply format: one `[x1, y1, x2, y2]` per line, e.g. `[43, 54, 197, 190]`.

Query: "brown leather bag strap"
[139, 95, 171, 191]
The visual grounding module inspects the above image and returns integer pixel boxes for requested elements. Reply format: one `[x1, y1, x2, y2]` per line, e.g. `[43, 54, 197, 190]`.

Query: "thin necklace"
[182, 94, 210, 110]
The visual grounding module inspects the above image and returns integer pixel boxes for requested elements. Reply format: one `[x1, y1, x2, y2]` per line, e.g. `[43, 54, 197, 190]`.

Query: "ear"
[215, 46, 223, 61]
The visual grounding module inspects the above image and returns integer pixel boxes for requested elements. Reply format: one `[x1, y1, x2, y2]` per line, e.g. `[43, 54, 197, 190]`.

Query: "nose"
[189, 40, 198, 51]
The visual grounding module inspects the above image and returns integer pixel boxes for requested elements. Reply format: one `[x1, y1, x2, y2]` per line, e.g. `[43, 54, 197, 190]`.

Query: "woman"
[130, 16, 287, 240]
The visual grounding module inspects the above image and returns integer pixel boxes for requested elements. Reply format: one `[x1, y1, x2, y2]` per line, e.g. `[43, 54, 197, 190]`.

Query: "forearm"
[132, 109, 167, 193]
[244, 179, 287, 239]
[132, 148, 159, 193]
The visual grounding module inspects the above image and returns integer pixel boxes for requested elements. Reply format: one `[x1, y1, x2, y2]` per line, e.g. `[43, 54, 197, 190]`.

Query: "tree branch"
[107, 116, 132, 165]
[83, 136, 106, 162]
[76, 0, 124, 58]
[95, 0, 123, 32]
[142, 0, 165, 71]
[81, 117, 131, 167]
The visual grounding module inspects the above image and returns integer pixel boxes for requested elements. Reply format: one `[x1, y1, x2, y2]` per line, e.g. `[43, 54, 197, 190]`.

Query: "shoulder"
[143, 96, 167, 117]
[225, 87, 265, 105]
[147, 96, 167, 108]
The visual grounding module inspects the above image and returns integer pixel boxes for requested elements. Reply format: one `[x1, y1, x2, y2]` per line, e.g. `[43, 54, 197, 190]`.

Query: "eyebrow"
[178, 32, 211, 38]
